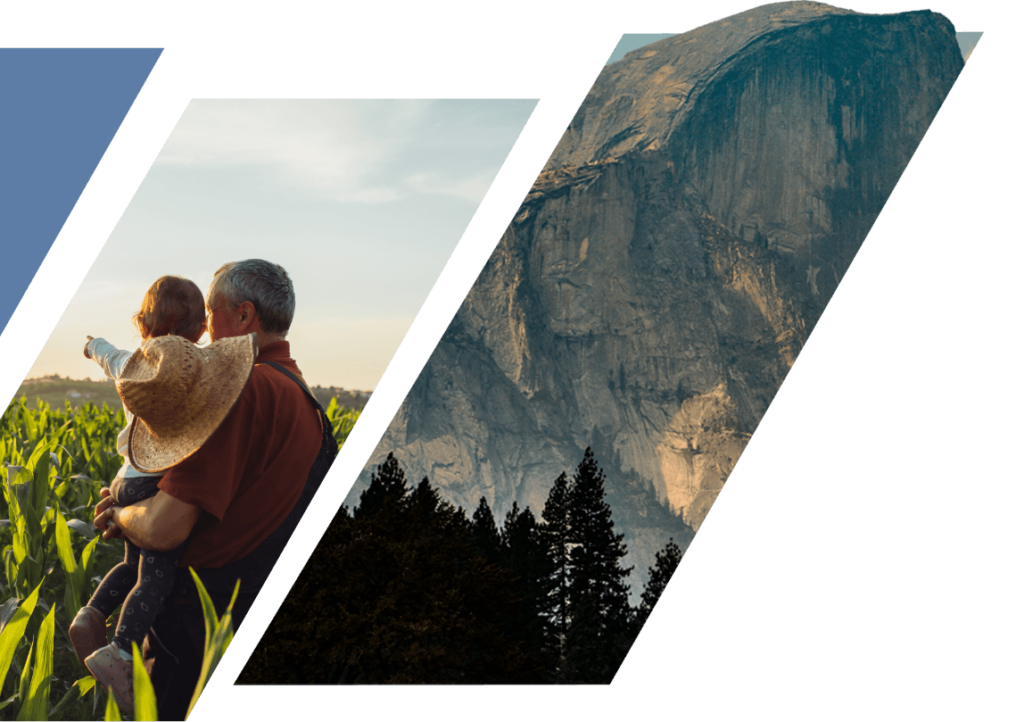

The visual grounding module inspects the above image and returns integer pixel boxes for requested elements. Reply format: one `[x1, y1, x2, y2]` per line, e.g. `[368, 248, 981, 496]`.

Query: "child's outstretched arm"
[84, 337, 134, 380]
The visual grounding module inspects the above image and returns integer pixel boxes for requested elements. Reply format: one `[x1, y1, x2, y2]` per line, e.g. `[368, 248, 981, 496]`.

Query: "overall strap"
[175, 360, 339, 621]
[259, 360, 318, 406]
[259, 359, 335, 449]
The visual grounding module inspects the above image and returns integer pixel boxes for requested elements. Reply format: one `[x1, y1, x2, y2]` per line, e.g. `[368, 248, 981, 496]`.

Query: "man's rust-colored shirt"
[159, 340, 321, 568]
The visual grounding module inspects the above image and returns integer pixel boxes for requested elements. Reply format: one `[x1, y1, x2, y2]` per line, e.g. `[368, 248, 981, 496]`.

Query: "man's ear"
[237, 301, 258, 331]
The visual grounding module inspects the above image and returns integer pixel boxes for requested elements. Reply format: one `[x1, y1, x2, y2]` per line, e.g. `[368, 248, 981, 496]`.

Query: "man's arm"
[95, 490, 201, 551]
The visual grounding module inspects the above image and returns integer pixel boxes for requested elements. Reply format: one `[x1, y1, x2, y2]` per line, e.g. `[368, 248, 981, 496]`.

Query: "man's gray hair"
[209, 259, 295, 335]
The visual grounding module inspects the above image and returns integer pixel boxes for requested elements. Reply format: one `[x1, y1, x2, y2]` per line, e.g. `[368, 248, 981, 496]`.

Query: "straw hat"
[116, 333, 258, 473]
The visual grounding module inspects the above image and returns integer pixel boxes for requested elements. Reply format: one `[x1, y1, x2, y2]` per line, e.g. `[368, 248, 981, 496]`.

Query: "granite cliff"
[350, 2, 963, 589]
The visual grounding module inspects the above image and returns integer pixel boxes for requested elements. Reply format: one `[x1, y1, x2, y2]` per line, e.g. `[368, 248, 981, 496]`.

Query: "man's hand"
[83, 335, 94, 359]
[94, 487, 199, 549]
[93, 487, 124, 540]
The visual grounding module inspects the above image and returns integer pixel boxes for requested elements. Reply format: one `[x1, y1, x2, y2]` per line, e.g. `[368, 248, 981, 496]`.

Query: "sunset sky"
[27, 99, 535, 390]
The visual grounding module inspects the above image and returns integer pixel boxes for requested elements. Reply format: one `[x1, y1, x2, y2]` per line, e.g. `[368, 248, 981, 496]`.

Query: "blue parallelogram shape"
[0, 48, 162, 337]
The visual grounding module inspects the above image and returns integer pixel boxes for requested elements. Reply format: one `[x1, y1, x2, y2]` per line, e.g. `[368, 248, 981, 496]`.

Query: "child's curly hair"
[132, 276, 206, 342]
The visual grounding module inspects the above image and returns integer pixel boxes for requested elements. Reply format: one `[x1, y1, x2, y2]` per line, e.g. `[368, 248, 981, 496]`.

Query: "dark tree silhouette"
[408, 476, 441, 521]
[636, 537, 683, 630]
[239, 461, 543, 684]
[563, 447, 634, 683]
[354, 452, 408, 520]
[500, 502, 556, 678]
[241, 449, 648, 686]
[470, 496, 502, 563]
[562, 593, 609, 683]
[540, 471, 572, 669]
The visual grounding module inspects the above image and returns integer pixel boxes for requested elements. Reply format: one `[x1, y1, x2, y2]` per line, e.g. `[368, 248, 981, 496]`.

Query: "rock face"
[351, 2, 963, 589]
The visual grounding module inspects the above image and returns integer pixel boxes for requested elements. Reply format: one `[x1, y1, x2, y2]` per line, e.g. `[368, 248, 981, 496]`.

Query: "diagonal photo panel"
[243, 3, 973, 685]
[4, 80, 593, 716]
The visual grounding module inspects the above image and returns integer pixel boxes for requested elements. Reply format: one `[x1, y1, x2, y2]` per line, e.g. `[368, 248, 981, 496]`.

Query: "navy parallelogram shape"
[0, 48, 162, 336]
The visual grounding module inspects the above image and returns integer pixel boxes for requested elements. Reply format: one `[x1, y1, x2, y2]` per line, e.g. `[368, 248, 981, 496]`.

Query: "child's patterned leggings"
[85, 538, 184, 651]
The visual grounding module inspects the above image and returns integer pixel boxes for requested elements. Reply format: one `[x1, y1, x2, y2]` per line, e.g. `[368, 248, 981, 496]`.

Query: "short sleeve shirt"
[158, 341, 322, 568]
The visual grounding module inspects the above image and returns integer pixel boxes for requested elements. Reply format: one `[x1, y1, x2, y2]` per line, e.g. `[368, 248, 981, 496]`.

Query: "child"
[68, 275, 207, 712]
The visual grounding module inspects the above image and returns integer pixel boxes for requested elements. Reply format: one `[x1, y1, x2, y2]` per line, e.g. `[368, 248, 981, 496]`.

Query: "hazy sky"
[28, 99, 535, 390]
[2, 26, 974, 393]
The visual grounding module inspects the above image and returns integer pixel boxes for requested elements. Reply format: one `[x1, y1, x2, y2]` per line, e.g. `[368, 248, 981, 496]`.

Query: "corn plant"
[325, 398, 360, 446]
[0, 399, 122, 719]
[0, 395, 327, 719]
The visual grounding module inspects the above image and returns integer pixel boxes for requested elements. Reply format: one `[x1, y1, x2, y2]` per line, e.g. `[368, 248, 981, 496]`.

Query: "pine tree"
[355, 452, 408, 519]
[540, 471, 572, 669]
[563, 447, 633, 683]
[562, 592, 606, 683]
[407, 476, 440, 522]
[470, 496, 502, 563]
[636, 537, 683, 630]
[501, 502, 556, 678]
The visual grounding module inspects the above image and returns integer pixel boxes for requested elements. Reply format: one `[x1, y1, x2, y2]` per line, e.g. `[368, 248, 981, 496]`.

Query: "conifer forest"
[241, 449, 682, 684]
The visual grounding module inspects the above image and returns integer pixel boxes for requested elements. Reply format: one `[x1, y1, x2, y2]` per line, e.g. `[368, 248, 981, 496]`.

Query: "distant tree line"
[310, 385, 370, 411]
[239, 448, 682, 685]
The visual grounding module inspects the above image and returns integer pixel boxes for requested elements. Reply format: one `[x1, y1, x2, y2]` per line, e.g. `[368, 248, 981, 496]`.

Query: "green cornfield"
[0, 395, 359, 720]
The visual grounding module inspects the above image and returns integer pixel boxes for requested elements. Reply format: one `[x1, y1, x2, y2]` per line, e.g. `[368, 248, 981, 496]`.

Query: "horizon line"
[16, 373, 375, 395]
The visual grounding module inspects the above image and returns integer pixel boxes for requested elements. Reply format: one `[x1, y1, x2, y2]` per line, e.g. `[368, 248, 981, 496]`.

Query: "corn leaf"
[81, 535, 100, 581]
[28, 442, 50, 516]
[104, 689, 122, 721]
[66, 518, 96, 539]
[0, 598, 20, 635]
[4, 548, 18, 595]
[17, 604, 54, 721]
[55, 510, 81, 619]
[22, 414, 37, 444]
[48, 677, 95, 719]
[131, 642, 158, 721]
[0, 582, 40, 692]
[17, 638, 33, 714]
[185, 572, 239, 719]
[0, 693, 19, 712]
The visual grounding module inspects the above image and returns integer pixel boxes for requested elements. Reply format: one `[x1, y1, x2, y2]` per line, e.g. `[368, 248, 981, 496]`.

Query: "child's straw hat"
[116, 333, 257, 473]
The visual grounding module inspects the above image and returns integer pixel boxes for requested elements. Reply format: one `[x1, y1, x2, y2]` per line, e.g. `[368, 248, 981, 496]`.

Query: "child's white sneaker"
[85, 641, 134, 717]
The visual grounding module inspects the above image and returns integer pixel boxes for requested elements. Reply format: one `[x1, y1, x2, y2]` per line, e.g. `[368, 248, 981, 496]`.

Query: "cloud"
[401, 170, 496, 203]
[67, 276, 125, 299]
[153, 99, 523, 204]
[152, 97, 436, 203]
[71, 278, 150, 303]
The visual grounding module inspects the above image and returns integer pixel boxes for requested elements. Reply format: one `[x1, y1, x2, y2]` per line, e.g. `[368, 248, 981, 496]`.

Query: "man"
[94, 259, 334, 718]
